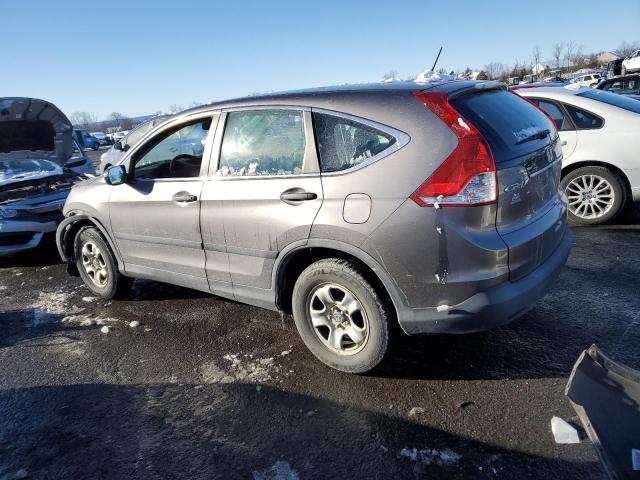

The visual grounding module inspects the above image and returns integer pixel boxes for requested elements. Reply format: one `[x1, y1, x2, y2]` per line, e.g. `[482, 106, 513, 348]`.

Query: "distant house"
[597, 51, 622, 64]
[532, 63, 546, 75]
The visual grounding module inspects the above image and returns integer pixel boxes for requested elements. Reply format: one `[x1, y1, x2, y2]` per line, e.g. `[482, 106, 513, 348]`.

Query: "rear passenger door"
[200, 108, 322, 293]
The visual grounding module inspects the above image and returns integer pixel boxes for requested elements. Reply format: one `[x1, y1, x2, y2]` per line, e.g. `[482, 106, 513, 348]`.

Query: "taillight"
[411, 91, 497, 207]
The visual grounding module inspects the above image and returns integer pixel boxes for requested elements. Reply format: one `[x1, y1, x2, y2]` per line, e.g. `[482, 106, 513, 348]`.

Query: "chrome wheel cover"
[308, 283, 369, 355]
[81, 241, 109, 287]
[565, 174, 615, 220]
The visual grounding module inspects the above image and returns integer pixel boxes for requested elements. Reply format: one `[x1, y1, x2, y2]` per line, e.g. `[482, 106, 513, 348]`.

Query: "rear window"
[451, 90, 554, 162]
[0, 120, 55, 153]
[577, 89, 640, 114]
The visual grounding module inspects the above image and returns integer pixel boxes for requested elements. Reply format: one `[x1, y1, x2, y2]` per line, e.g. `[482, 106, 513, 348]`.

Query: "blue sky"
[2, 0, 638, 120]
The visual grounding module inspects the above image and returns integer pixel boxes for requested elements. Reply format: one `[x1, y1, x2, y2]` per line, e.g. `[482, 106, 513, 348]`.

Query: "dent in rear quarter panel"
[361, 200, 509, 309]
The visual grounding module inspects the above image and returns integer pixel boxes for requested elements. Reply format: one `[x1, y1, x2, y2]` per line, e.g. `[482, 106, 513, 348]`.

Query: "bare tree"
[382, 69, 398, 81]
[552, 42, 564, 69]
[169, 104, 184, 114]
[70, 111, 98, 130]
[532, 45, 542, 70]
[564, 41, 576, 69]
[619, 40, 640, 57]
[484, 62, 505, 80]
[107, 112, 133, 130]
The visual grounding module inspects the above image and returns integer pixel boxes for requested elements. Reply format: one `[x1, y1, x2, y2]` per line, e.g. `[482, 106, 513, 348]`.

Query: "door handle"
[280, 188, 318, 205]
[172, 191, 198, 203]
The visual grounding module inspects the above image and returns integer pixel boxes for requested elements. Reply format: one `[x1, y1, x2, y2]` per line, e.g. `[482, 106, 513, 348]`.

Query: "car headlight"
[0, 208, 18, 219]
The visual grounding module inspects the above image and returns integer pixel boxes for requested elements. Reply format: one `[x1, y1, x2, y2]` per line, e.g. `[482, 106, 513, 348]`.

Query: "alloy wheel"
[565, 174, 614, 220]
[81, 241, 109, 287]
[308, 283, 369, 355]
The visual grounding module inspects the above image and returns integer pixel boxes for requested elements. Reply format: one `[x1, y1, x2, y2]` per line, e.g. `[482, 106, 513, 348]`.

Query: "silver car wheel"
[565, 174, 614, 220]
[308, 283, 369, 355]
[81, 241, 109, 287]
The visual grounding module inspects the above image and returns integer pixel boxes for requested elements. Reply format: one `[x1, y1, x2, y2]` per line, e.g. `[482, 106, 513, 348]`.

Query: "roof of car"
[181, 80, 495, 114]
[516, 85, 586, 97]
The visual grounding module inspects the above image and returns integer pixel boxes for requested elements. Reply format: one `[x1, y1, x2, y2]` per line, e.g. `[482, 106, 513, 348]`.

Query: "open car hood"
[0, 97, 74, 166]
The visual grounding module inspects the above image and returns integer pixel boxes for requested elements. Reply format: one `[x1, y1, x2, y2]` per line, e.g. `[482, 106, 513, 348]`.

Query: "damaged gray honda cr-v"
[56, 81, 572, 373]
[0, 97, 94, 255]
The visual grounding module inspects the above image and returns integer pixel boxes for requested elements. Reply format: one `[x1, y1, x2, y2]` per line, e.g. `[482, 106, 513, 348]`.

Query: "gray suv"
[56, 81, 571, 373]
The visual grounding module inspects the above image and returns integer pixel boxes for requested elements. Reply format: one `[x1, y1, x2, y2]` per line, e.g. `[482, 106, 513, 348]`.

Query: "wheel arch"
[56, 212, 124, 274]
[274, 240, 403, 325]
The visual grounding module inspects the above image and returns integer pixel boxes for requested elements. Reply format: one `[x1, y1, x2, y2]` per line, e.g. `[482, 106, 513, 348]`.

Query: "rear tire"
[561, 166, 627, 225]
[292, 258, 390, 373]
[74, 226, 133, 299]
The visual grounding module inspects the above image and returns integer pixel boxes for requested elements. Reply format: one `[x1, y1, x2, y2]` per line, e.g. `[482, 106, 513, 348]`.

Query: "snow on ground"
[399, 447, 462, 466]
[253, 460, 300, 480]
[201, 353, 284, 384]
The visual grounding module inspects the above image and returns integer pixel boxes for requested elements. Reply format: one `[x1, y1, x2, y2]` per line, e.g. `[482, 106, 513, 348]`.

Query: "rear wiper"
[515, 129, 550, 145]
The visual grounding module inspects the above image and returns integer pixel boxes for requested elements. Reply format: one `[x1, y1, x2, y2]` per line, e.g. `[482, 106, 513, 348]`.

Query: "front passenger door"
[109, 115, 214, 290]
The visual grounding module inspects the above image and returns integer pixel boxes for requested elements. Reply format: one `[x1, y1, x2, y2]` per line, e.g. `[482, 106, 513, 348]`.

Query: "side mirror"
[105, 165, 127, 186]
[122, 143, 130, 152]
[114, 140, 122, 151]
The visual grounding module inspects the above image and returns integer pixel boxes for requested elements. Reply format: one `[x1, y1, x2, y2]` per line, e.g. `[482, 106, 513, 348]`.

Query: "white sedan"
[517, 86, 640, 225]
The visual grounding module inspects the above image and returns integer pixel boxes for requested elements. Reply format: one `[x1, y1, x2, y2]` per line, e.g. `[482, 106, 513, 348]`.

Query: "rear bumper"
[0, 220, 58, 256]
[399, 227, 572, 334]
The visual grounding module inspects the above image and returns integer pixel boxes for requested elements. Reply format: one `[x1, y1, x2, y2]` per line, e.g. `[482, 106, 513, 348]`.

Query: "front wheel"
[92, 142, 100, 151]
[292, 258, 390, 373]
[561, 166, 627, 225]
[74, 226, 133, 299]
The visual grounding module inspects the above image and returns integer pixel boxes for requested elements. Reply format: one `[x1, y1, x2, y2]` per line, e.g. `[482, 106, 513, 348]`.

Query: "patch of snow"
[15, 272, 23, 276]
[100, 326, 111, 334]
[280, 349, 292, 356]
[82, 296, 97, 302]
[551, 416, 580, 444]
[129, 320, 140, 328]
[203, 354, 281, 384]
[0, 286, 7, 291]
[512, 125, 546, 143]
[408, 407, 426, 416]
[415, 69, 456, 84]
[252, 460, 300, 480]
[399, 447, 462, 466]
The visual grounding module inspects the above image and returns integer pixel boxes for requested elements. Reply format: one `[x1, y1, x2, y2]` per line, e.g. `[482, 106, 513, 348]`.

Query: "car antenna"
[431, 46, 443, 71]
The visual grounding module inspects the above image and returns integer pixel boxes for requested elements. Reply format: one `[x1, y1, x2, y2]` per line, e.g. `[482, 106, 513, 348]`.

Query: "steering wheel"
[169, 154, 201, 177]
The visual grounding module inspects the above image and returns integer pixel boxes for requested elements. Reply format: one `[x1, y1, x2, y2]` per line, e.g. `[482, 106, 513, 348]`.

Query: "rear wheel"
[74, 226, 133, 299]
[292, 258, 390, 373]
[561, 166, 626, 225]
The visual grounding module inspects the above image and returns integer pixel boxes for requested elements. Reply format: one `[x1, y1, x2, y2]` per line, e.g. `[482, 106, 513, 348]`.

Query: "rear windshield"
[451, 90, 554, 162]
[577, 89, 640, 114]
[0, 120, 55, 153]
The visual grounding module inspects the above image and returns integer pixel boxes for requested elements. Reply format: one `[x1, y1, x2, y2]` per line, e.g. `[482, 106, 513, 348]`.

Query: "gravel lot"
[1, 148, 639, 479]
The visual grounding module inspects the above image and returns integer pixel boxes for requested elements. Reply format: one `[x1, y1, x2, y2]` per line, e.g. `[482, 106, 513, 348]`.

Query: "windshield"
[0, 158, 63, 186]
[578, 89, 640, 114]
[124, 121, 156, 147]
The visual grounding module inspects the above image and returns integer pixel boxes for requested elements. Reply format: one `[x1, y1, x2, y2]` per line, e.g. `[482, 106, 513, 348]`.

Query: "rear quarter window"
[312, 113, 395, 173]
[451, 90, 555, 162]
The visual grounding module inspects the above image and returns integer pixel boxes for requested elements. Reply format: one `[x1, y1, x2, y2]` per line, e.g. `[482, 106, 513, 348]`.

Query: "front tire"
[292, 258, 390, 373]
[74, 226, 133, 299]
[561, 166, 627, 225]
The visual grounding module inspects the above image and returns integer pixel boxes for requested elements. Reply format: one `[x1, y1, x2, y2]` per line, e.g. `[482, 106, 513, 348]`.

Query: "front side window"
[562, 104, 604, 129]
[313, 113, 395, 173]
[218, 110, 305, 177]
[132, 118, 210, 180]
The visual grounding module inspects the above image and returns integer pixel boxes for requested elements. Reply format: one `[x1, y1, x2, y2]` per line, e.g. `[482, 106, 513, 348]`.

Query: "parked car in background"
[73, 129, 101, 150]
[518, 86, 640, 225]
[111, 131, 128, 144]
[622, 50, 640, 75]
[0, 97, 94, 255]
[521, 73, 539, 84]
[596, 74, 640, 100]
[100, 117, 170, 173]
[57, 81, 571, 373]
[569, 73, 601, 88]
[90, 131, 112, 146]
